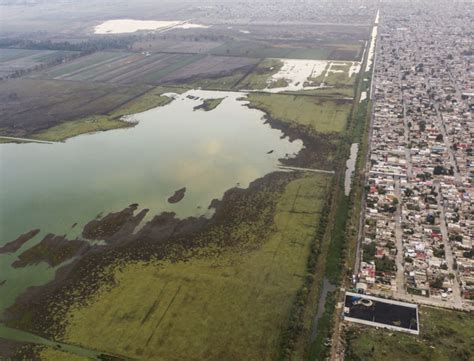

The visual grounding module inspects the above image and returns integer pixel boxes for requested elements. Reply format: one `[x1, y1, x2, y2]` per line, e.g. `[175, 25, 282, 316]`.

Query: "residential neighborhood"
[358, 2, 473, 310]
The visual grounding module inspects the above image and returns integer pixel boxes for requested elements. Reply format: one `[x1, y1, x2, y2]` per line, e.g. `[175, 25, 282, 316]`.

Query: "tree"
[419, 120, 426, 132]
[363, 242, 376, 262]
[430, 276, 444, 289]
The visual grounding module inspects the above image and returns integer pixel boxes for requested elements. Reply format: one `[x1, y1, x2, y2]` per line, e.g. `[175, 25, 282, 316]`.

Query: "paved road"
[394, 178, 406, 295]
[401, 103, 413, 179]
[435, 181, 463, 308]
[433, 103, 461, 183]
[381, 289, 472, 311]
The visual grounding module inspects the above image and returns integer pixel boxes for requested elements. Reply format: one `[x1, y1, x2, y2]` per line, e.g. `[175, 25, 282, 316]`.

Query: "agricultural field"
[132, 39, 223, 54]
[32, 50, 258, 86]
[0, 78, 151, 138]
[160, 55, 258, 83]
[246, 93, 352, 134]
[31, 51, 132, 80]
[0, 48, 79, 79]
[33, 52, 202, 84]
[210, 39, 363, 61]
[344, 307, 474, 361]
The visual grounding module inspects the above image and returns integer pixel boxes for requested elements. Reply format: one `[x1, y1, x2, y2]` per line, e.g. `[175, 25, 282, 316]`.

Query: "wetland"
[0, 89, 303, 314]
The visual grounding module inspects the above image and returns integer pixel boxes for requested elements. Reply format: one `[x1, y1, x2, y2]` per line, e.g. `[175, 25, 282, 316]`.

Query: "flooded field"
[0, 89, 302, 312]
[262, 59, 361, 93]
[94, 19, 208, 34]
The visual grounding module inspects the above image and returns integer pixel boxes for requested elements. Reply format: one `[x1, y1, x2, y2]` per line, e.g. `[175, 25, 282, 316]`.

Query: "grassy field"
[31, 116, 133, 142]
[246, 93, 352, 134]
[194, 98, 225, 111]
[288, 87, 355, 98]
[324, 63, 357, 87]
[108, 86, 185, 117]
[236, 58, 283, 90]
[180, 72, 246, 91]
[45, 174, 331, 360]
[345, 307, 474, 361]
[171, 58, 282, 92]
[37, 347, 89, 361]
[30, 86, 187, 141]
[210, 40, 344, 60]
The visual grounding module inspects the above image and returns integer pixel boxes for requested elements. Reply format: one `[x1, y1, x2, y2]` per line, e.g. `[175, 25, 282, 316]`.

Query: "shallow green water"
[0, 89, 302, 313]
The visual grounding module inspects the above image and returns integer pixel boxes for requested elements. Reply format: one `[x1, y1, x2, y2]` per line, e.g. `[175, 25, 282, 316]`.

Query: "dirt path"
[277, 165, 335, 174]
[0, 136, 57, 144]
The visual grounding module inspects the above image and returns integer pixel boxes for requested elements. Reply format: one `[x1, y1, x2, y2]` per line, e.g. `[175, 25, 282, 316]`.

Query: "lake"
[0, 89, 303, 312]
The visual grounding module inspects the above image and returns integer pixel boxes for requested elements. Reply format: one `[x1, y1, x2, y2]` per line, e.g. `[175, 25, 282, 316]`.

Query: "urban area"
[358, 1, 473, 311]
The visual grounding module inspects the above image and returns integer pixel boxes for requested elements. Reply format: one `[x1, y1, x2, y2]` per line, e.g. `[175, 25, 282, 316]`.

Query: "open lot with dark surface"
[0, 78, 150, 137]
[344, 293, 419, 333]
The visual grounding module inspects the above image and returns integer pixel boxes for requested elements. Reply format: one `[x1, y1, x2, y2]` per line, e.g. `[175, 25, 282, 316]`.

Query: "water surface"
[0, 89, 302, 312]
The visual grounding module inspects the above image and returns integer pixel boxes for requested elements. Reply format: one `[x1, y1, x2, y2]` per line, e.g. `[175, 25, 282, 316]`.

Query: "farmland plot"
[160, 55, 258, 83]
[132, 39, 222, 54]
[0, 48, 79, 78]
[0, 78, 150, 137]
[210, 39, 363, 61]
[31, 51, 130, 79]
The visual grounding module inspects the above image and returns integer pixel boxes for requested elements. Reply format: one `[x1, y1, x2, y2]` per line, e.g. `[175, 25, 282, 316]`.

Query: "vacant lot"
[43, 174, 331, 360]
[0, 48, 79, 78]
[246, 93, 352, 134]
[345, 307, 474, 361]
[0, 78, 151, 137]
